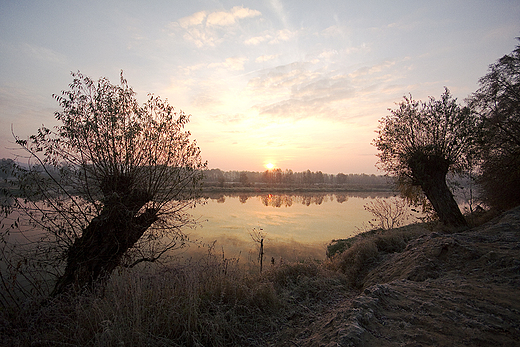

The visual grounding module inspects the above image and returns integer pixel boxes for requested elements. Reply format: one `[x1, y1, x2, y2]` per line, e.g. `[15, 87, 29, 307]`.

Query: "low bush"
[327, 225, 426, 287]
[328, 238, 379, 287]
[263, 261, 348, 305]
[373, 228, 423, 253]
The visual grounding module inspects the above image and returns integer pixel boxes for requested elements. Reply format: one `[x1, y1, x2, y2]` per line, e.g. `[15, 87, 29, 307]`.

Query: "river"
[0, 191, 421, 268]
[180, 191, 420, 263]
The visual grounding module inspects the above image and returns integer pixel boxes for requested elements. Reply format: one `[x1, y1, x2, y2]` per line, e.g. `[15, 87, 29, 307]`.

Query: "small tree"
[469, 39, 520, 211]
[5, 71, 206, 296]
[374, 89, 478, 228]
[364, 197, 410, 230]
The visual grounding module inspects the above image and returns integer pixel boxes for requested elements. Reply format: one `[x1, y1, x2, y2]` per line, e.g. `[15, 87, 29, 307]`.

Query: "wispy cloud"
[269, 29, 297, 44]
[246, 58, 404, 122]
[320, 25, 344, 38]
[208, 57, 248, 71]
[318, 50, 338, 59]
[255, 54, 279, 63]
[244, 35, 268, 45]
[207, 6, 260, 26]
[20, 43, 68, 65]
[178, 11, 207, 29]
[269, 0, 289, 28]
[247, 62, 352, 120]
[347, 60, 396, 79]
[244, 28, 298, 46]
[171, 6, 261, 47]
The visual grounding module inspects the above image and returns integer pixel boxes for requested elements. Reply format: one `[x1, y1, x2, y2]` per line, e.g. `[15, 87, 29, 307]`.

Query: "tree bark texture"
[52, 185, 158, 296]
[408, 153, 468, 228]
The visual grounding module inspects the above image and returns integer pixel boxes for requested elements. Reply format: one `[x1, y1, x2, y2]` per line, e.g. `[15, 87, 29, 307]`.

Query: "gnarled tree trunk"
[52, 179, 158, 296]
[408, 153, 468, 228]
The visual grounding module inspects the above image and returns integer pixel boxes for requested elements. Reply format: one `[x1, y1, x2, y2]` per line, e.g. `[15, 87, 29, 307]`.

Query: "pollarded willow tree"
[373, 88, 478, 228]
[8, 71, 206, 296]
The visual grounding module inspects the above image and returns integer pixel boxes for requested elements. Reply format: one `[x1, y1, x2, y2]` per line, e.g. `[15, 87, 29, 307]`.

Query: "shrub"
[329, 239, 379, 287]
[262, 261, 349, 316]
[364, 197, 411, 230]
[327, 225, 426, 287]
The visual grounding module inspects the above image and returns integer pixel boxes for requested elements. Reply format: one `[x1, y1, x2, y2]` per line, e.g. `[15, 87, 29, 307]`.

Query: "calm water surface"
[184, 192, 417, 262]
[1, 192, 419, 264]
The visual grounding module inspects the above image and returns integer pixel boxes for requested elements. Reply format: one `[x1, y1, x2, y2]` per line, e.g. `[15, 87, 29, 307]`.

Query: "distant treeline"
[202, 168, 394, 190]
[0, 159, 395, 192]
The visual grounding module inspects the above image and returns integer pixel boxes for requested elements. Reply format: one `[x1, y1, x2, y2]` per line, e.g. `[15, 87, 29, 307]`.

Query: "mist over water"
[182, 192, 420, 263]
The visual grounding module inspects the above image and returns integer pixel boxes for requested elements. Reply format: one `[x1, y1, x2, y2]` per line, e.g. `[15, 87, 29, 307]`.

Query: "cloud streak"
[207, 7, 261, 26]
[245, 58, 403, 123]
[171, 6, 261, 47]
[244, 29, 298, 46]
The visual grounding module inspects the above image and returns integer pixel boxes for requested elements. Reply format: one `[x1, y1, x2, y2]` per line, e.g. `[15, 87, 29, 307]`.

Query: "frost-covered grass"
[0, 250, 347, 347]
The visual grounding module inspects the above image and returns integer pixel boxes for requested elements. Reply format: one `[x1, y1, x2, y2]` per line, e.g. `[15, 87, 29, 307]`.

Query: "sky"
[1, 0, 519, 174]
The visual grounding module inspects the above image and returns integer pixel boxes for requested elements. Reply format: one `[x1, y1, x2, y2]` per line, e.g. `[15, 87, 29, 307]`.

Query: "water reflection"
[203, 191, 396, 207]
[190, 191, 405, 262]
[4, 192, 404, 268]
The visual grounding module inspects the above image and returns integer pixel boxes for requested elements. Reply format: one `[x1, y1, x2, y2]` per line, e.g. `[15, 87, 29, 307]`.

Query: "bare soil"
[272, 207, 520, 346]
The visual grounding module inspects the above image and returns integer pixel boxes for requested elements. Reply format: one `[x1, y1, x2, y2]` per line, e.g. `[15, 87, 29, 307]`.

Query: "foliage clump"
[469, 39, 520, 211]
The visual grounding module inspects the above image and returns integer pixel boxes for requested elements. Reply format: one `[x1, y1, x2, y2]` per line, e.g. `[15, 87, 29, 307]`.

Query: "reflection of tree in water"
[205, 192, 395, 207]
[335, 194, 348, 203]
[260, 194, 332, 207]
[261, 194, 293, 207]
[301, 195, 312, 206]
[315, 195, 324, 205]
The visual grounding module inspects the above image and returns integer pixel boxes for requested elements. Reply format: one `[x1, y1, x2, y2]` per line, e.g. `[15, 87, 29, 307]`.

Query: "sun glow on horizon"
[264, 162, 275, 170]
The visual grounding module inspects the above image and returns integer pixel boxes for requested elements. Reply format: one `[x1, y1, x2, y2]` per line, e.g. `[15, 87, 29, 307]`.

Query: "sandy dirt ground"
[273, 207, 520, 346]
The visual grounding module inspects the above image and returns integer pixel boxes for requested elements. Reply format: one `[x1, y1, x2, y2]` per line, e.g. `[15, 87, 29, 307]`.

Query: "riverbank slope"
[277, 207, 520, 346]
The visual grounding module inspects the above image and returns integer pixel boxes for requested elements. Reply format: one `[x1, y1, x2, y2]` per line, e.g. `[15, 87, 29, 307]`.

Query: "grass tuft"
[327, 224, 426, 287]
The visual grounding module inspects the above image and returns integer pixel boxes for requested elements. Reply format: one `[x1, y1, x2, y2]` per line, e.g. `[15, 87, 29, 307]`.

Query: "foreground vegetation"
[0, 221, 437, 346]
[0, 251, 341, 346]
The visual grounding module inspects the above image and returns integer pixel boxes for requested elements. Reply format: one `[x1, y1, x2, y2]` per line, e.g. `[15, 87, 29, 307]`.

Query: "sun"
[264, 162, 275, 170]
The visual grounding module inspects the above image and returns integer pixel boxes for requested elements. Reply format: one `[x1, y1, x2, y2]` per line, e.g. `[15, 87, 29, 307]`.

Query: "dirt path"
[276, 207, 520, 346]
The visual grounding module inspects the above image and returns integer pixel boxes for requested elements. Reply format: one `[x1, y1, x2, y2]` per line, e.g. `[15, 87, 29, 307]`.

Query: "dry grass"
[0, 224, 437, 346]
[264, 261, 349, 307]
[0, 251, 349, 346]
[1, 256, 273, 346]
[327, 224, 427, 287]
[327, 238, 379, 287]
